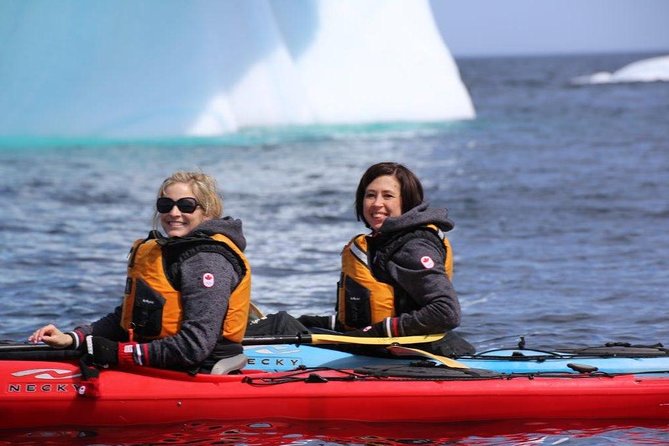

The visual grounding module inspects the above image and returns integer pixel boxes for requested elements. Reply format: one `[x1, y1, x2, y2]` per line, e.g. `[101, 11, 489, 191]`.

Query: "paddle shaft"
[0, 333, 455, 366]
[1, 332, 444, 351]
[242, 332, 445, 346]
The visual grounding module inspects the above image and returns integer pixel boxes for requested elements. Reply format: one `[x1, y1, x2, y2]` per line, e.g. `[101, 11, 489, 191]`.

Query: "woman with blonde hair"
[30, 171, 251, 372]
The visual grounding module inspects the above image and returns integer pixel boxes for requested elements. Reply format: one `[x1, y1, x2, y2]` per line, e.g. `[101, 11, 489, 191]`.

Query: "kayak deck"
[2, 359, 669, 429]
[244, 343, 669, 373]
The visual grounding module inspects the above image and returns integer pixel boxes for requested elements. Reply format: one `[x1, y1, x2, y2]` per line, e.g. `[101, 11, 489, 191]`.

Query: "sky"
[431, 0, 669, 57]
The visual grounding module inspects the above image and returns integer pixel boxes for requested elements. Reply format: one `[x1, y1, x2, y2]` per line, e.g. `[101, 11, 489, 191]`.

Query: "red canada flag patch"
[202, 273, 215, 288]
[420, 256, 435, 269]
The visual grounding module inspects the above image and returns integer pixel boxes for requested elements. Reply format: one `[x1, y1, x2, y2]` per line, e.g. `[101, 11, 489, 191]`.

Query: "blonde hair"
[153, 171, 223, 227]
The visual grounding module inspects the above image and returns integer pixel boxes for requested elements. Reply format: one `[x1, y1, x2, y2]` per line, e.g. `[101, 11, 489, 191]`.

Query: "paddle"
[241, 332, 447, 346]
[1, 332, 444, 351]
[242, 304, 469, 367]
[0, 333, 443, 353]
[386, 345, 468, 369]
[1, 333, 469, 369]
[244, 334, 472, 369]
[249, 302, 264, 321]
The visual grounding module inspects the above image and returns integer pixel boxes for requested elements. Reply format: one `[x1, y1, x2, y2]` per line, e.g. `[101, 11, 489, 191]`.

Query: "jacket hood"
[378, 202, 454, 235]
[192, 217, 247, 251]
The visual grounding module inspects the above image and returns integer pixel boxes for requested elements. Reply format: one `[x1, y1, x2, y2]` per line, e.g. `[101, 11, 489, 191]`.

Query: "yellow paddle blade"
[386, 345, 469, 369]
[310, 333, 445, 346]
[248, 302, 265, 321]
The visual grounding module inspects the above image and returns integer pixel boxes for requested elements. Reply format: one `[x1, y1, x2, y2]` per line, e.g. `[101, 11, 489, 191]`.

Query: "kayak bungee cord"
[240, 363, 669, 387]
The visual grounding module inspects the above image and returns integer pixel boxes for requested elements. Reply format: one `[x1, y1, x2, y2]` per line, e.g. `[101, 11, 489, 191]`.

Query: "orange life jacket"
[337, 225, 452, 330]
[120, 232, 251, 343]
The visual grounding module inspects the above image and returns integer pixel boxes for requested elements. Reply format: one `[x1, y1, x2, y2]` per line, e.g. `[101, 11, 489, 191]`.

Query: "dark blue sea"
[1, 52, 668, 444]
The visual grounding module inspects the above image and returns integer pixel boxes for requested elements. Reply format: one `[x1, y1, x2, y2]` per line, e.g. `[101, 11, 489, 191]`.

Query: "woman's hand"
[28, 324, 73, 348]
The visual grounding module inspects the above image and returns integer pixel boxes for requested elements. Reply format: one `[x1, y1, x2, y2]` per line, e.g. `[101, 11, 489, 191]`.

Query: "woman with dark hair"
[299, 162, 474, 355]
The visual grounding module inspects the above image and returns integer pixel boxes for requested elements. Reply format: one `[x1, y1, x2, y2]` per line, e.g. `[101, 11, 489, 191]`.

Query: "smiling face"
[159, 182, 210, 237]
[362, 175, 403, 232]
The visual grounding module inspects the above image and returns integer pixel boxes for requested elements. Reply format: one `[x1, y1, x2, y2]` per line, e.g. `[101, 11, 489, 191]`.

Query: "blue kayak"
[244, 343, 669, 373]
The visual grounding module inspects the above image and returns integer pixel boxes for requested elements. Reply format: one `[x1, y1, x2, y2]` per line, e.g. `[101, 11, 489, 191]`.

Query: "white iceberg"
[0, 0, 475, 140]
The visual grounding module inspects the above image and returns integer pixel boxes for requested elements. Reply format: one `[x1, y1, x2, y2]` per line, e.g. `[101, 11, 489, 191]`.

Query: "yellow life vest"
[337, 225, 452, 330]
[120, 233, 251, 343]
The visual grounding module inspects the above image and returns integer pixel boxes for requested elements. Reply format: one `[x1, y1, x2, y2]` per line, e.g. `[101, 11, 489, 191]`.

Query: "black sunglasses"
[156, 197, 200, 214]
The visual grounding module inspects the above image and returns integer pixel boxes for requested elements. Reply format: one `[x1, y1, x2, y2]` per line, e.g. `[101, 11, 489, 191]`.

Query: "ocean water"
[1, 52, 668, 444]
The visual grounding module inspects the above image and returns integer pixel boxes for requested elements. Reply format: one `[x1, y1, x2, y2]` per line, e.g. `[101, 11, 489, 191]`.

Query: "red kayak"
[2, 358, 669, 429]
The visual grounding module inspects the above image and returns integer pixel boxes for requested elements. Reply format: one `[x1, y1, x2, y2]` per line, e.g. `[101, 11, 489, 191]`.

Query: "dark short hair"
[355, 162, 424, 227]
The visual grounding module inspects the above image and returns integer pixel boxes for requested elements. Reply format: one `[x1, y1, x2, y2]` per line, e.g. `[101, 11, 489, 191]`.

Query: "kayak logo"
[247, 357, 303, 368]
[11, 368, 81, 380]
[244, 346, 304, 370]
[8, 368, 81, 394]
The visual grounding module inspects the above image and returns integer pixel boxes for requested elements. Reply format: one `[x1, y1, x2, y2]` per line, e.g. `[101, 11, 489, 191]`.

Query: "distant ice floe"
[571, 55, 669, 85]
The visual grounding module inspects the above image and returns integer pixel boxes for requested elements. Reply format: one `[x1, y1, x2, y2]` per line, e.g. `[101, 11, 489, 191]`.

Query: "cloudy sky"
[430, 0, 669, 57]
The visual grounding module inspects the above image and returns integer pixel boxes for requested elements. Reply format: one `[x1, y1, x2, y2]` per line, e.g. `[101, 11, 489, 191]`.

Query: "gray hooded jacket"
[76, 217, 247, 369]
[367, 202, 461, 336]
